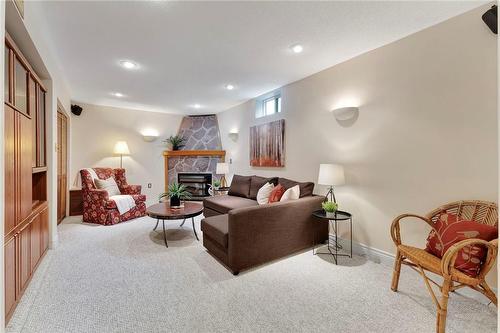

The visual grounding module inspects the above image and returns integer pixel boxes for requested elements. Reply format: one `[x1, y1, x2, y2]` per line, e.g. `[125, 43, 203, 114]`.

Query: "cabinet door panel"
[5, 106, 16, 233]
[4, 237, 16, 320]
[5, 47, 11, 103]
[14, 57, 27, 114]
[37, 89, 46, 167]
[19, 113, 32, 221]
[29, 77, 37, 166]
[30, 214, 41, 271]
[41, 208, 49, 253]
[19, 224, 31, 293]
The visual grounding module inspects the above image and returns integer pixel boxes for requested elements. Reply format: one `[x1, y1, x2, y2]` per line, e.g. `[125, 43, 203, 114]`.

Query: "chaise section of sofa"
[201, 195, 327, 274]
[203, 195, 258, 217]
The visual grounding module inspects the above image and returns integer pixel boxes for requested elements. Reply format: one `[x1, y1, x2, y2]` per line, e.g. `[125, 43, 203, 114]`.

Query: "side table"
[312, 210, 352, 264]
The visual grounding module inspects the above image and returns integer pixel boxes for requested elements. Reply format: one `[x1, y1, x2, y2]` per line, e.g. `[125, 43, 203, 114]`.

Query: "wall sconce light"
[331, 107, 359, 121]
[141, 129, 159, 142]
[228, 131, 239, 142]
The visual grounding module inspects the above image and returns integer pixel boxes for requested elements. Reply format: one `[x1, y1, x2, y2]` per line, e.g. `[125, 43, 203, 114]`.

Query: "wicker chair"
[390, 200, 498, 333]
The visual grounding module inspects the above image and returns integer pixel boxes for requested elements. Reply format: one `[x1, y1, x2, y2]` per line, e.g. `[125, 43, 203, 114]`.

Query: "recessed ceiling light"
[291, 44, 303, 54]
[193, 104, 201, 109]
[112, 92, 124, 97]
[119, 60, 138, 69]
[225, 84, 235, 90]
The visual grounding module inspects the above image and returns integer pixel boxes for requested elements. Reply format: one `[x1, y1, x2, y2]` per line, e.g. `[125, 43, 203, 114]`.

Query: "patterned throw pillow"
[425, 213, 497, 277]
[95, 177, 121, 197]
[268, 184, 285, 203]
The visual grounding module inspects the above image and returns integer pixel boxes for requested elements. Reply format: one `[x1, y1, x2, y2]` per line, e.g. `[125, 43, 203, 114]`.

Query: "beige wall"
[70, 103, 183, 205]
[218, 5, 498, 284]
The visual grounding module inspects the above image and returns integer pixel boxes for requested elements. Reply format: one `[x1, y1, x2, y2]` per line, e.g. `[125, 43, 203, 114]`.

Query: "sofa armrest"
[84, 188, 109, 206]
[227, 195, 326, 271]
[120, 184, 142, 195]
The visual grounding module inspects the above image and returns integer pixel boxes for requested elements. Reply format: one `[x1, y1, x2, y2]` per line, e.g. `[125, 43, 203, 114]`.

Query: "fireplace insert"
[178, 173, 212, 200]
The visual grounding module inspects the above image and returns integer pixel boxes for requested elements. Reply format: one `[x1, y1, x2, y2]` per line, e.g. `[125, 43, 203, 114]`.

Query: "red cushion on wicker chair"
[268, 184, 285, 203]
[425, 213, 497, 277]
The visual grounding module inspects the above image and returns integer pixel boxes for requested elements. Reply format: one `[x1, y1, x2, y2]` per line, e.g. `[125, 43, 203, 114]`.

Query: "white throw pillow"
[280, 184, 300, 202]
[256, 182, 275, 205]
[94, 177, 121, 196]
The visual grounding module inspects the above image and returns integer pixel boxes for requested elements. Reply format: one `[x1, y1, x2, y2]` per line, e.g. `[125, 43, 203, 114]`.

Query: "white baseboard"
[351, 240, 395, 265]
[49, 239, 58, 250]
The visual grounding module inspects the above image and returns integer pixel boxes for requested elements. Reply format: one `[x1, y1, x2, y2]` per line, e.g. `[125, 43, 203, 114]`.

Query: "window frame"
[255, 91, 282, 119]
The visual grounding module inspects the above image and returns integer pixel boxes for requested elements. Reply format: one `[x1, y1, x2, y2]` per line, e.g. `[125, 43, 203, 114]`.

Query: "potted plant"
[164, 135, 186, 151]
[159, 183, 192, 207]
[322, 201, 338, 218]
[213, 179, 221, 190]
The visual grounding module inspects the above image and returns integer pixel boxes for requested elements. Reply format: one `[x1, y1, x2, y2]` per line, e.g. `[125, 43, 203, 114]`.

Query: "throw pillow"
[256, 182, 275, 205]
[249, 176, 279, 199]
[94, 177, 121, 196]
[425, 213, 498, 277]
[280, 184, 300, 202]
[228, 175, 252, 198]
[268, 184, 285, 203]
[278, 178, 314, 197]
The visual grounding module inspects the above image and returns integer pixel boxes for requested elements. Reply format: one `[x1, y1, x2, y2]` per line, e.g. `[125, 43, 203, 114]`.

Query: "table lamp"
[113, 141, 130, 168]
[216, 162, 229, 188]
[318, 164, 345, 203]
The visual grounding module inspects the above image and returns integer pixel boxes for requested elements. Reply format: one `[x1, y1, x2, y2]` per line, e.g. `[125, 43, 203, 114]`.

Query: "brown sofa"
[201, 176, 328, 275]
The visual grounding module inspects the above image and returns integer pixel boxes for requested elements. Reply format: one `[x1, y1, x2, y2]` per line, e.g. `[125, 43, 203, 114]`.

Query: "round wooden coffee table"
[146, 202, 203, 248]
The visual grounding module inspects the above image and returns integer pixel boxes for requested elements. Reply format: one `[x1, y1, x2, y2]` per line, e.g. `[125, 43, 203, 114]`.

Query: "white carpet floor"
[6, 215, 497, 333]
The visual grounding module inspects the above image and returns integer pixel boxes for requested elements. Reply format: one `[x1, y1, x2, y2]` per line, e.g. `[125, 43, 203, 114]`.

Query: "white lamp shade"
[318, 164, 345, 186]
[113, 141, 130, 155]
[216, 162, 229, 174]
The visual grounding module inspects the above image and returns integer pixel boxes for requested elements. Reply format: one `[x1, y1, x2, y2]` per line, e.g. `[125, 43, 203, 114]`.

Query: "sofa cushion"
[278, 178, 314, 198]
[201, 215, 229, 249]
[105, 194, 146, 209]
[203, 195, 258, 214]
[228, 175, 252, 198]
[249, 176, 279, 199]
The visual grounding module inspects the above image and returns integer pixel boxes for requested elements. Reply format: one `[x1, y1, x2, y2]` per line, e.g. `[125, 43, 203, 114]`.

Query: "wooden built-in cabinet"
[4, 34, 49, 323]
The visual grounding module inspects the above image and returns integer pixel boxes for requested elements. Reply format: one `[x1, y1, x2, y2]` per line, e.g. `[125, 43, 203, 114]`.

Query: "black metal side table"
[312, 210, 352, 264]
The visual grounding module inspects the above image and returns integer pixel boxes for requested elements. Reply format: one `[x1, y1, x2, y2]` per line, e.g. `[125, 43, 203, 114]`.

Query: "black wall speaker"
[71, 104, 83, 116]
[482, 5, 497, 34]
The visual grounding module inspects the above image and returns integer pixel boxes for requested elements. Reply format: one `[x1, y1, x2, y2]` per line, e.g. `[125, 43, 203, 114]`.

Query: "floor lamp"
[113, 141, 130, 168]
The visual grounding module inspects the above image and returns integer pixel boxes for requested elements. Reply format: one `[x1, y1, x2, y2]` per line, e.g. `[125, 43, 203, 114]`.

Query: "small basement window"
[256, 91, 281, 118]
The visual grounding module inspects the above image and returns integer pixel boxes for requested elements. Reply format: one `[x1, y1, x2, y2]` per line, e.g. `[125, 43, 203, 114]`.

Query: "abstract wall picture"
[250, 119, 285, 167]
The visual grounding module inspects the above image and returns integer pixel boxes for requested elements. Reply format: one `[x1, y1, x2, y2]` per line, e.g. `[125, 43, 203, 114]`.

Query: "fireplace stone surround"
[164, 115, 225, 192]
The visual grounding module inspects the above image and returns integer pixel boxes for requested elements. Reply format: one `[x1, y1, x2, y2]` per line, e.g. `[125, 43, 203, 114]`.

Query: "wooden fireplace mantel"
[163, 150, 226, 191]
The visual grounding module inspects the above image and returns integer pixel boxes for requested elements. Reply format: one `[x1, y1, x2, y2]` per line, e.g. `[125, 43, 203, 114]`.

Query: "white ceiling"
[36, 1, 486, 115]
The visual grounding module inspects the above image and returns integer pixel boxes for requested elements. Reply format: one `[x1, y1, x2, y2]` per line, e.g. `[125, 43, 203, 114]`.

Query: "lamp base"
[324, 186, 336, 203]
[220, 175, 227, 188]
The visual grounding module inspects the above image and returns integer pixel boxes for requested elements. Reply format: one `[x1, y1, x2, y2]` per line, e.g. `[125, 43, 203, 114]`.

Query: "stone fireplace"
[164, 115, 225, 194]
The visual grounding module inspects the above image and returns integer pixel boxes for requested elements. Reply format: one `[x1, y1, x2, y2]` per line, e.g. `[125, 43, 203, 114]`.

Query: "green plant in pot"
[159, 183, 192, 207]
[213, 179, 221, 190]
[322, 201, 338, 218]
[164, 135, 186, 151]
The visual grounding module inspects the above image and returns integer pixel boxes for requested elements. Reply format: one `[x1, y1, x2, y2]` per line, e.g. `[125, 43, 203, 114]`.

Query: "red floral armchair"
[80, 168, 146, 225]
